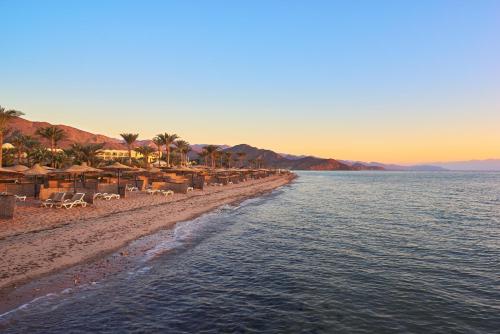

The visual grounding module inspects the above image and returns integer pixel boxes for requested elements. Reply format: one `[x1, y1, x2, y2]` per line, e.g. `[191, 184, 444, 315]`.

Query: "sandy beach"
[0, 174, 295, 298]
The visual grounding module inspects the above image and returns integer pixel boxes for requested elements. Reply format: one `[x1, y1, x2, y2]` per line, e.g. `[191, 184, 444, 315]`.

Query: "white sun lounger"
[57, 193, 87, 209]
[41, 192, 66, 208]
[160, 190, 174, 196]
[93, 192, 104, 200]
[15, 195, 27, 201]
[146, 188, 161, 195]
[102, 193, 120, 200]
[126, 185, 139, 192]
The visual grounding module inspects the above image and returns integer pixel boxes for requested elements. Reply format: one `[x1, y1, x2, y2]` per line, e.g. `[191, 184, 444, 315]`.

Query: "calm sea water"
[2, 172, 500, 333]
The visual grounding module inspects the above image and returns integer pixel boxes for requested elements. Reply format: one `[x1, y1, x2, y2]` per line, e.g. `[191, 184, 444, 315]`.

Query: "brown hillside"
[8, 117, 125, 149]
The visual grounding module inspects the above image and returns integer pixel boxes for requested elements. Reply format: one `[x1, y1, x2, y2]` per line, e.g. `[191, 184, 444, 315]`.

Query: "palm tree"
[198, 149, 209, 167]
[174, 140, 191, 166]
[8, 131, 36, 164]
[135, 145, 156, 168]
[163, 133, 179, 167]
[120, 133, 139, 165]
[248, 159, 256, 169]
[256, 157, 264, 169]
[28, 147, 51, 166]
[203, 145, 219, 169]
[236, 152, 247, 168]
[1, 147, 16, 166]
[53, 151, 69, 169]
[35, 126, 67, 167]
[0, 106, 24, 167]
[224, 151, 233, 168]
[67, 143, 104, 166]
[152, 135, 165, 165]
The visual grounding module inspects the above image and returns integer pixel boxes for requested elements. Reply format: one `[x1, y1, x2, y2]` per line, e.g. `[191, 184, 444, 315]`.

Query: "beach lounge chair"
[146, 188, 160, 195]
[160, 190, 174, 196]
[57, 193, 87, 209]
[126, 184, 139, 192]
[93, 192, 105, 200]
[41, 192, 66, 208]
[15, 195, 27, 201]
[102, 193, 120, 200]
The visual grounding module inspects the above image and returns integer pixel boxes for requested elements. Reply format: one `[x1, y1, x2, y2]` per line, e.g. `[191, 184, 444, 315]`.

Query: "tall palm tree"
[199, 149, 209, 167]
[203, 145, 219, 169]
[163, 133, 179, 167]
[248, 159, 256, 169]
[236, 152, 247, 168]
[224, 151, 233, 168]
[120, 133, 139, 165]
[152, 135, 165, 165]
[216, 151, 223, 168]
[135, 145, 156, 168]
[35, 126, 66, 167]
[0, 106, 24, 167]
[174, 140, 191, 166]
[256, 157, 264, 169]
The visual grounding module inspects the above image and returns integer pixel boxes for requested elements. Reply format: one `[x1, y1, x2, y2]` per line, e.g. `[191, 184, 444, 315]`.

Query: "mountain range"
[7, 117, 500, 171]
[223, 144, 384, 171]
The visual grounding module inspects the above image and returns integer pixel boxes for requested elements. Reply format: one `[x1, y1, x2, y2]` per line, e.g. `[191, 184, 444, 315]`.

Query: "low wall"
[39, 186, 99, 204]
[97, 184, 119, 195]
[151, 181, 189, 194]
[0, 183, 36, 197]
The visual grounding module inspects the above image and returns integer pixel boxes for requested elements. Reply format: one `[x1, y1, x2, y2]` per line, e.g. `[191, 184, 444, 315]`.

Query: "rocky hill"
[223, 144, 382, 171]
[7, 117, 384, 171]
[8, 117, 125, 149]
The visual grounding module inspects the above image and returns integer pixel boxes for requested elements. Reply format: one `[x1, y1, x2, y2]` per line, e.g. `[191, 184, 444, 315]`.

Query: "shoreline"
[0, 173, 296, 315]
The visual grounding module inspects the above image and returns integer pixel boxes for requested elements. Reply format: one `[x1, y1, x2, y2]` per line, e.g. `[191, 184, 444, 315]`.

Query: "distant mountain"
[340, 160, 447, 171]
[343, 159, 500, 171]
[279, 153, 313, 160]
[429, 159, 500, 171]
[363, 162, 448, 171]
[190, 144, 231, 154]
[9, 117, 125, 149]
[223, 144, 382, 171]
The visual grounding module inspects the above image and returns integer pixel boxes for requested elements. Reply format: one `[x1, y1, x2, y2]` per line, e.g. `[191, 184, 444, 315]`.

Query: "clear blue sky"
[1, 0, 499, 163]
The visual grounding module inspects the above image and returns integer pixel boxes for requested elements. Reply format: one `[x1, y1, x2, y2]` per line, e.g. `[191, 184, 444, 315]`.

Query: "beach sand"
[0, 174, 294, 304]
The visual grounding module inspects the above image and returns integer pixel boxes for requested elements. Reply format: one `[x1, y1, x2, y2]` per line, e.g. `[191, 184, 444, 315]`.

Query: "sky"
[1, 0, 499, 164]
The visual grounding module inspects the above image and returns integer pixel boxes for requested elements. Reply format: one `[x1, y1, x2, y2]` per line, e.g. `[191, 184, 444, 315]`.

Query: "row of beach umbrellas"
[0, 162, 144, 197]
[0, 162, 253, 197]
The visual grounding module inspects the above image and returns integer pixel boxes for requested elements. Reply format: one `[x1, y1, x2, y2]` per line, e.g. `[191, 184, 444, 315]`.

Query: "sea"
[1, 171, 499, 333]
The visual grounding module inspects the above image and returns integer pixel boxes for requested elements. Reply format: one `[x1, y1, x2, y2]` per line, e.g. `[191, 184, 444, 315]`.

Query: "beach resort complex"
[1, 1, 499, 333]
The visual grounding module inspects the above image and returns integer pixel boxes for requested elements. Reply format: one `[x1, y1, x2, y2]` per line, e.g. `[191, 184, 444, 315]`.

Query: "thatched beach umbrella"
[0, 167, 25, 178]
[5, 165, 29, 172]
[64, 163, 103, 192]
[127, 167, 147, 188]
[23, 164, 50, 176]
[101, 162, 133, 189]
[146, 167, 162, 174]
[0, 167, 24, 195]
[24, 163, 51, 198]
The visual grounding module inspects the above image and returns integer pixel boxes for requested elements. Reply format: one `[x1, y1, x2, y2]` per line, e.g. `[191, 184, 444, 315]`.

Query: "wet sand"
[0, 174, 295, 310]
